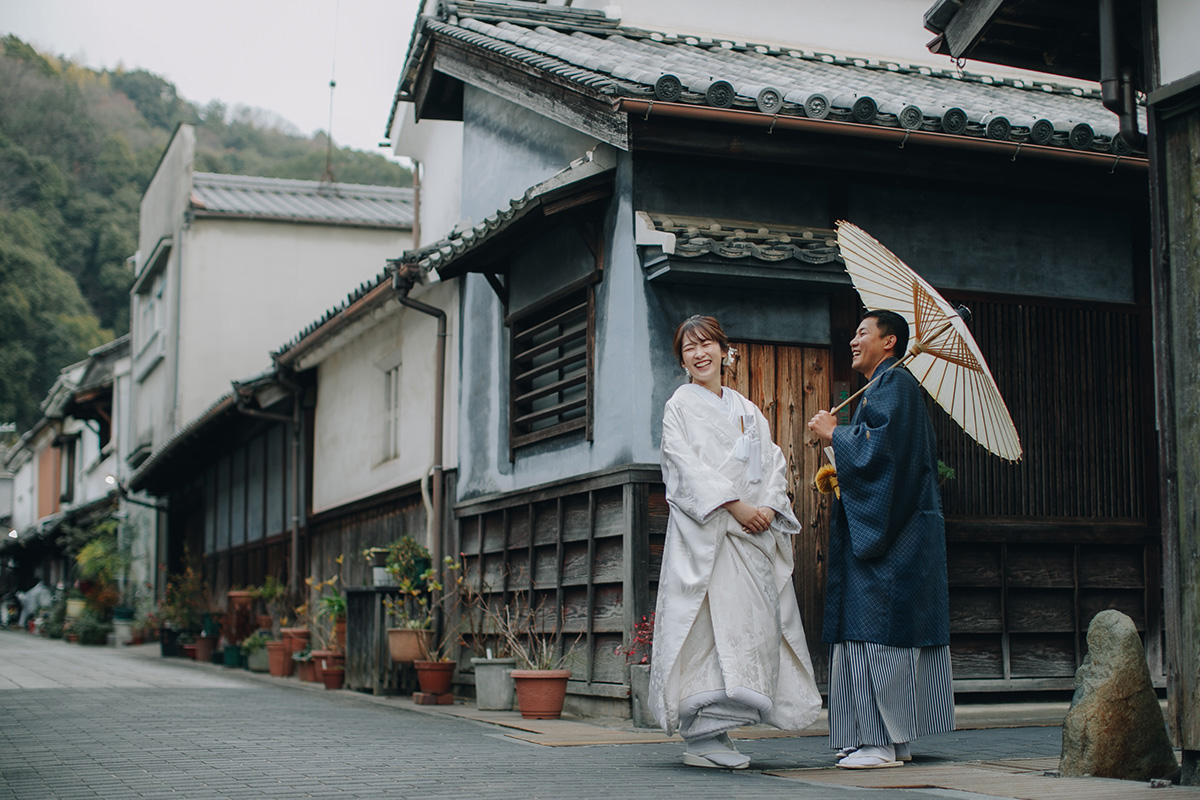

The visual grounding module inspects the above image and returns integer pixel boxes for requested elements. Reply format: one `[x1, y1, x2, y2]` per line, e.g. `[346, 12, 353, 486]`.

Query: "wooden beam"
[943, 0, 1007, 60]
[431, 38, 629, 150]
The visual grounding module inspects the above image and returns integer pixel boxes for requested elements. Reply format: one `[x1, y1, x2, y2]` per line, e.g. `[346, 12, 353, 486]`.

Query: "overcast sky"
[2, 0, 423, 158]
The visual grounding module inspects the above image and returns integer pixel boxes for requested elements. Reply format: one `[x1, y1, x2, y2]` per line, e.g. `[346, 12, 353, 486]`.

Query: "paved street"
[0, 631, 1114, 800]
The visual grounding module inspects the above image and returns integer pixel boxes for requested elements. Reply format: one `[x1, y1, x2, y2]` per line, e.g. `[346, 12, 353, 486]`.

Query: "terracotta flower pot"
[310, 649, 335, 678]
[256, 615, 274, 632]
[511, 669, 571, 719]
[265, 641, 289, 677]
[414, 660, 455, 695]
[281, 627, 309, 658]
[193, 636, 216, 664]
[297, 659, 318, 682]
[182, 644, 198, 660]
[387, 628, 431, 663]
[227, 590, 254, 610]
[321, 667, 345, 690]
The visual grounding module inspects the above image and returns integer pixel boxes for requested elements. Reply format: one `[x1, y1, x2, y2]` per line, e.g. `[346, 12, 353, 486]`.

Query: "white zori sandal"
[683, 733, 751, 769]
[836, 742, 911, 763]
[836, 745, 903, 769]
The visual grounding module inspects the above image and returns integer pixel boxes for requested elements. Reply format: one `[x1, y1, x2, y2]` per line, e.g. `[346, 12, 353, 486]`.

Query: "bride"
[649, 315, 821, 769]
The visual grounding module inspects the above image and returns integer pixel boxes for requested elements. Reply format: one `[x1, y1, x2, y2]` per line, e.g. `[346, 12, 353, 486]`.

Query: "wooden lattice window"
[509, 285, 594, 453]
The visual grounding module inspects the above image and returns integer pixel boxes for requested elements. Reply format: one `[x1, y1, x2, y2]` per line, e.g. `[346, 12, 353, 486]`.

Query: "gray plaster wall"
[457, 88, 654, 500]
[846, 185, 1135, 304]
[456, 148, 653, 500]
[461, 85, 601, 223]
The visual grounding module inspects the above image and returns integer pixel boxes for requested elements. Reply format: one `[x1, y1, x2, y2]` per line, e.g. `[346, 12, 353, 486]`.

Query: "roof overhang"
[397, 144, 618, 284]
[923, 0, 1130, 84]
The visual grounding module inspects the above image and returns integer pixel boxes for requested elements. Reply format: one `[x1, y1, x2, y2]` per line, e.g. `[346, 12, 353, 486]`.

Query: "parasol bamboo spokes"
[911, 284, 980, 371]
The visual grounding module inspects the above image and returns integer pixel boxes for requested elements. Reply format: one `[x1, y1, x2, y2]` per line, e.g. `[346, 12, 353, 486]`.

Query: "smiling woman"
[649, 314, 822, 770]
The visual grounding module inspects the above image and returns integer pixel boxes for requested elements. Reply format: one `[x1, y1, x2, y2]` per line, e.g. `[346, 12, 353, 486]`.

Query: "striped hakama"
[828, 641, 956, 749]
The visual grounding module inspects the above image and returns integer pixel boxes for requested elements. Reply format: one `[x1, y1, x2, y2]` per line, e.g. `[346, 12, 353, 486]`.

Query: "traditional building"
[125, 124, 415, 597]
[387, 0, 1153, 715]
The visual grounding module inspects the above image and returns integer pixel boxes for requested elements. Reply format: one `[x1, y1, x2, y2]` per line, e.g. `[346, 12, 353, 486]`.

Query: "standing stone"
[1060, 610, 1178, 780]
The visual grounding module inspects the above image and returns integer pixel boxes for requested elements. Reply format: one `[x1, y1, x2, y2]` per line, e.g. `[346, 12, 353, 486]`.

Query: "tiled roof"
[637, 213, 840, 265]
[190, 173, 415, 227]
[127, 393, 237, 493]
[401, 1, 1142, 155]
[398, 143, 617, 276]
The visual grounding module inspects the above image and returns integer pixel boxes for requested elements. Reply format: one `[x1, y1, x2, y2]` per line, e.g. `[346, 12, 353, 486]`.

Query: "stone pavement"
[0, 630, 1189, 800]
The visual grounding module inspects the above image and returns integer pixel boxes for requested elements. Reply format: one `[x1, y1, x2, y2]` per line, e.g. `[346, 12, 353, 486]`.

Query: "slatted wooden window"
[509, 286, 594, 452]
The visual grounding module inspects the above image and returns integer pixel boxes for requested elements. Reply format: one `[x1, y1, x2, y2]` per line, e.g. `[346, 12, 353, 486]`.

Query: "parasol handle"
[828, 349, 919, 416]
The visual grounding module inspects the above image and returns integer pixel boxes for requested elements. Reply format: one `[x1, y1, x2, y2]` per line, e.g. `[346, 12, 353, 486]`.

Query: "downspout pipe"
[233, 378, 303, 600]
[1099, 0, 1145, 149]
[391, 264, 447, 634]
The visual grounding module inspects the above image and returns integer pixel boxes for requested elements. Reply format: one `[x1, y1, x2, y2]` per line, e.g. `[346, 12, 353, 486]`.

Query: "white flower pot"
[470, 657, 516, 711]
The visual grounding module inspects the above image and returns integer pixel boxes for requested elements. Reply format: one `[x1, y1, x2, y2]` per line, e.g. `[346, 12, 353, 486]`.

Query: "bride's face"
[681, 333, 725, 384]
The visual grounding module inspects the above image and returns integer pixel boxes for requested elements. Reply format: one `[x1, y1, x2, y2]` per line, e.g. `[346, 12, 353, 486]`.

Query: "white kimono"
[650, 384, 822, 738]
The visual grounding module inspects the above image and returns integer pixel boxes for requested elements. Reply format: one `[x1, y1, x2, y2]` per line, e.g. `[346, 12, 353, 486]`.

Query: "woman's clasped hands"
[724, 500, 775, 533]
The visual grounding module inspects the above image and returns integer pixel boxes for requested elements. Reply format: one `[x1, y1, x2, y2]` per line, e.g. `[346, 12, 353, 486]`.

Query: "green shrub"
[73, 607, 112, 645]
[240, 631, 270, 656]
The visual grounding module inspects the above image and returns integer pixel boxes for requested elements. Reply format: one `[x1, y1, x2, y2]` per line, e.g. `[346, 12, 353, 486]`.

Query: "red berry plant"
[618, 612, 655, 665]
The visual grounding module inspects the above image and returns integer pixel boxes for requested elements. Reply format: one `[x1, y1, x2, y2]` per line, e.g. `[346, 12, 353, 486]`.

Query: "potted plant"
[292, 646, 319, 682]
[318, 593, 347, 653]
[241, 631, 271, 672]
[383, 551, 439, 664]
[320, 662, 345, 690]
[179, 632, 197, 659]
[489, 589, 578, 720]
[73, 607, 113, 646]
[619, 613, 656, 728]
[159, 549, 210, 657]
[252, 575, 288, 636]
[265, 639, 289, 676]
[454, 556, 516, 710]
[361, 546, 394, 587]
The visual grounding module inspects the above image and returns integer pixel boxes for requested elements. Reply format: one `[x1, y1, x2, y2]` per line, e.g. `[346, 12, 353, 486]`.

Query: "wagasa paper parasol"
[833, 221, 1022, 462]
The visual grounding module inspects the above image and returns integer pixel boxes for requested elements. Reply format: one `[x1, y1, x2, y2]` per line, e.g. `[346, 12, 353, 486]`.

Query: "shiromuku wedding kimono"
[649, 383, 822, 739]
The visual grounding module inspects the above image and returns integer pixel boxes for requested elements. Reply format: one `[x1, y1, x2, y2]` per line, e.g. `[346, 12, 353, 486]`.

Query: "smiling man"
[807, 310, 955, 769]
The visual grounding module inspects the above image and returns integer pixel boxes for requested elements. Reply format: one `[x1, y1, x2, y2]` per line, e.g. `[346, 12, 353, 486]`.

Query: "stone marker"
[1060, 609, 1178, 781]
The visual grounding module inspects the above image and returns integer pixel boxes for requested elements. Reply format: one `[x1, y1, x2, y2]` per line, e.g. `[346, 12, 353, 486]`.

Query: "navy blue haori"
[822, 357, 950, 649]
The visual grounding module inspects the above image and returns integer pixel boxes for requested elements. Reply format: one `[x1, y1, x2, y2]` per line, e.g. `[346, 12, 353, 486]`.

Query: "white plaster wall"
[9, 456, 34, 532]
[133, 125, 195, 451]
[392, 104, 464, 246]
[1158, 0, 1200, 86]
[136, 126, 193, 281]
[309, 279, 459, 514]
[174, 220, 412, 426]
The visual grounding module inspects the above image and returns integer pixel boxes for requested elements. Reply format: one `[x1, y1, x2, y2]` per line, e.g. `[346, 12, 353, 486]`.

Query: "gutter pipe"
[391, 265, 447, 634]
[618, 99, 1147, 171]
[1099, 0, 1145, 150]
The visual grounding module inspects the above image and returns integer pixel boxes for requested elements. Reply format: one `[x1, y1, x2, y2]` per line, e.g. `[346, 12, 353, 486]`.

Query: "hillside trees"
[0, 35, 410, 431]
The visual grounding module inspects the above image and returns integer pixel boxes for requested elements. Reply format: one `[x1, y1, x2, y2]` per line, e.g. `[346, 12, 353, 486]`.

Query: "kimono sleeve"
[830, 370, 926, 559]
[660, 399, 740, 523]
[756, 405, 802, 535]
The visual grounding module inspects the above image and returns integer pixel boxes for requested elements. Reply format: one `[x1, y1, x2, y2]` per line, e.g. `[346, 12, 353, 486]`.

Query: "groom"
[807, 310, 954, 769]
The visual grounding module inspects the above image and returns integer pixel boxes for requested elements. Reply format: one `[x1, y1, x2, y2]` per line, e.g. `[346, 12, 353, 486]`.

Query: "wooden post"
[1160, 103, 1200, 779]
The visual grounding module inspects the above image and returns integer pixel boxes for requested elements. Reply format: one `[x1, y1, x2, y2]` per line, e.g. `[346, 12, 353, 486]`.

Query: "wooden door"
[726, 342, 833, 682]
